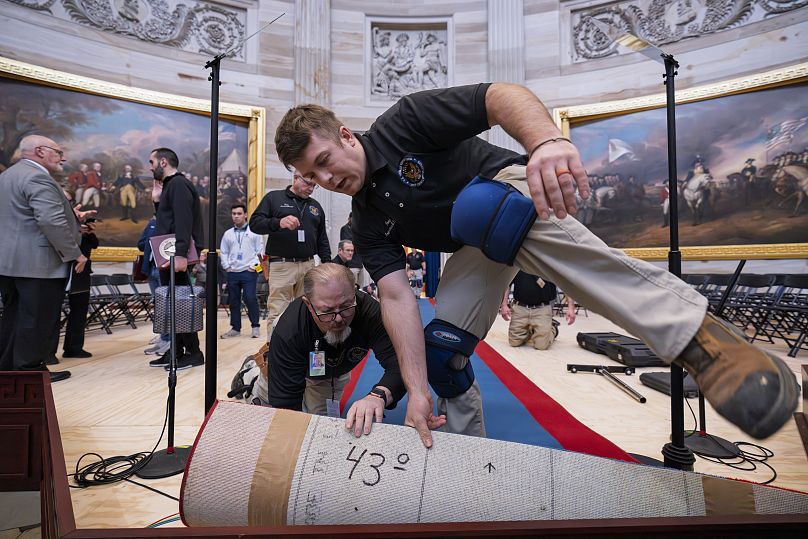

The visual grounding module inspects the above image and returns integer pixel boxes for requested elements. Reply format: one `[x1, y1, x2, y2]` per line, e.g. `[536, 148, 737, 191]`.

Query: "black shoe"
[165, 351, 205, 371]
[149, 352, 170, 368]
[50, 371, 71, 383]
[63, 349, 92, 358]
[45, 356, 59, 365]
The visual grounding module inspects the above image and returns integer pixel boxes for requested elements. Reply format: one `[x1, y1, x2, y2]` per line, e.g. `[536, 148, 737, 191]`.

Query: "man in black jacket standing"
[147, 147, 205, 370]
[249, 171, 331, 336]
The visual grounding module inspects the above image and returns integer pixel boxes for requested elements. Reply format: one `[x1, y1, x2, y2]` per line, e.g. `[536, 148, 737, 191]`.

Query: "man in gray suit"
[0, 135, 88, 383]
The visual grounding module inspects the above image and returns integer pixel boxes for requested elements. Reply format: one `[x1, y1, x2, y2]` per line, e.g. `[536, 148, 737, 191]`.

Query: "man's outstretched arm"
[377, 269, 446, 447]
[485, 82, 590, 221]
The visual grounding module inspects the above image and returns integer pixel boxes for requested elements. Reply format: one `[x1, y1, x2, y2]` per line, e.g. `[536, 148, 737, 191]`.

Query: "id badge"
[326, 398, 340, 418]
[309, 350, 325, 376]
[537, 277, 546, 288]
[298, 229, 306, 243]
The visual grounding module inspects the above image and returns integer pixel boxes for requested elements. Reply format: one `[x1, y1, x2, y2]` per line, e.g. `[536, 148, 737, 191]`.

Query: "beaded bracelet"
[528, 137, 572, 159]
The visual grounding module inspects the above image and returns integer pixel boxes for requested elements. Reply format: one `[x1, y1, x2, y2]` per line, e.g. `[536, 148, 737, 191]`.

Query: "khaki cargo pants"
[433, 165, 707, 437]
[508, 303, 555, 350]
[266, 259, 314, 339]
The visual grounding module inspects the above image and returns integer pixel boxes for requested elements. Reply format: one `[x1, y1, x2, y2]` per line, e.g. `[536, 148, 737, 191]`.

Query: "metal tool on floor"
[567, 364, 646, 403]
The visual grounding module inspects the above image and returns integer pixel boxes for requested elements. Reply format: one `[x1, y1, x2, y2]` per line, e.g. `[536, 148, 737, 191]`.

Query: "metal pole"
[167, 255, 176, 451]
[660, 54, 696, 471]
[204, 57, 222, 415]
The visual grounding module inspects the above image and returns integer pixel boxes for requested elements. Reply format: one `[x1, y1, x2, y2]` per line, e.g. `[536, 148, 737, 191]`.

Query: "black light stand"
[201, 13, 283, 416]
[203, 55, 222, 416]
[136, 255, 190, 478]
[657, 53, 697, 471]
[683, 260, 746, 458]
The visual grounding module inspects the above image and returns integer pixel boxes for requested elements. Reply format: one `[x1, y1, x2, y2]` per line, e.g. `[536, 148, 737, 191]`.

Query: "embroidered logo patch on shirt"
[309, 206, 319, 216]
[347, 347, 368, 364]
[398, 156, 425, 187]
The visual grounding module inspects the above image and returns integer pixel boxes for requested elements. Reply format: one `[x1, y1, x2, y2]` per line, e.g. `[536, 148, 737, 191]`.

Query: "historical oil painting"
[0, 75, 250, 251]
[564, 78, 808, 258]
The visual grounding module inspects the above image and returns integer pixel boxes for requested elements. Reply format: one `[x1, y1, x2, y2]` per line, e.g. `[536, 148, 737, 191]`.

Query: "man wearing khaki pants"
[500, 271, 576, 350]
[249, 172, 331, 338]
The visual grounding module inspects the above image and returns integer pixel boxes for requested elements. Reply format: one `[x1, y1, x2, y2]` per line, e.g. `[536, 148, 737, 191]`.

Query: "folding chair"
[85, 274, 115, 334]
[767, 274, 808, 357]
[105, 273, 139, 329]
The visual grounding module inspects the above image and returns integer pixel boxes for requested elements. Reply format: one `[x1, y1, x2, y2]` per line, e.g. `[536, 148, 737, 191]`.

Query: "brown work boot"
[674, 312, 798, 439]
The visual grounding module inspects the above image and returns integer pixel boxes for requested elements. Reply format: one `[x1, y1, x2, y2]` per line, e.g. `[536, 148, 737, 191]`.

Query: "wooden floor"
[4, 306, 807, 534]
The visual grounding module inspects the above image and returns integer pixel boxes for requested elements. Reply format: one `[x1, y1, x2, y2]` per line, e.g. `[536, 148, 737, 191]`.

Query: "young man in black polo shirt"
[273, 83, 797, 447]
[249, 171, 331, 335]
[266, 263, 406, 436]
[500, 272, 575, 350]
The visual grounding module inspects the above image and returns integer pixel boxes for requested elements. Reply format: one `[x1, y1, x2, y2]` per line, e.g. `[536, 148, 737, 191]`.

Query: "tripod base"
[135, 446, 191, 479]
[661, 442, 695, 470]
[684, 431, 741, 459]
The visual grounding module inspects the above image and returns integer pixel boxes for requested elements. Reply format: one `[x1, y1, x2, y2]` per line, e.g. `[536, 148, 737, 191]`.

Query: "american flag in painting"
[766, 117, 808, 151]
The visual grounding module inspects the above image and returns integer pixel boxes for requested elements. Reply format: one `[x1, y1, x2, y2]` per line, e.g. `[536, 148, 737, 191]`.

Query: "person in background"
[138, 213, 171, 356]
[406, 249, 426, 298]
[147, 147, 205, 371]
[0, 135, 88, 383]
[249, 170, 331, 337]
[499, 272, 575, 350]
[220, 203, 264, 339]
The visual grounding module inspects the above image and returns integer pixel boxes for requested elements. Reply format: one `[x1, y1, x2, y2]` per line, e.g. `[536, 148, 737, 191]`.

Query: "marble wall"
[1, 0, 806, 259]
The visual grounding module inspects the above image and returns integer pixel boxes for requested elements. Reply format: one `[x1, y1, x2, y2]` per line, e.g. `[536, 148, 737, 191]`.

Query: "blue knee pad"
[451, 176, 537, 265]
[424, 319, 479, 398]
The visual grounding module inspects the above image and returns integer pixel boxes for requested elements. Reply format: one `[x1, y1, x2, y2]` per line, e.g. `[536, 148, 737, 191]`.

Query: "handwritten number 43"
[346, 445, 385, 486]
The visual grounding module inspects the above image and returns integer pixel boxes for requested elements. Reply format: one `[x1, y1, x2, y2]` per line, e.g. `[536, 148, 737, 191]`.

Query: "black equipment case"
[639, 371, 700, 398]
[576, 332, 666, 368]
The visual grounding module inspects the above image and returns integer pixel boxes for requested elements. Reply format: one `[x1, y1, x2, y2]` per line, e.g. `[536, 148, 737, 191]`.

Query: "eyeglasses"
[295, 175, 318, 189]
[38, 146, 64, 158]
[307, 301, 356, 323]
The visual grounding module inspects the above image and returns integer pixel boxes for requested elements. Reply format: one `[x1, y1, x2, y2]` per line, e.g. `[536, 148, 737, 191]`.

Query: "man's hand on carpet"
[405, 393, 446, 449]
[345, 395, 385, 437]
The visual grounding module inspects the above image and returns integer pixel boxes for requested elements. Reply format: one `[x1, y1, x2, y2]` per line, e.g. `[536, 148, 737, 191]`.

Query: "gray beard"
[324, 326, 352, 346]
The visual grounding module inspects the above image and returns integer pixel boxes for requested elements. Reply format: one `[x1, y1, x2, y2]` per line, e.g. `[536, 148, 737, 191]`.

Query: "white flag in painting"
[766, 117, 808, 151]
[608, 138, 636, 163]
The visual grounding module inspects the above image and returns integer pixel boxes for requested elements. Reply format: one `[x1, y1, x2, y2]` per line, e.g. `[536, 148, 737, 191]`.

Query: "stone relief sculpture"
[8, 0, 247, 60]
[370, 25, 449, 101]
[572, 0, 808, 63]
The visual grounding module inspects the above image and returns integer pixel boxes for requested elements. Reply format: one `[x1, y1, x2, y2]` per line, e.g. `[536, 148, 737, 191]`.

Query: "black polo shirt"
[330, 254, 349, 267]
[266, 291, 405, 411]
[249, 186, 331, 260]
[351, 83, 526, 282]
[406, 251, 424, 271]
[512, 271, 557, 306]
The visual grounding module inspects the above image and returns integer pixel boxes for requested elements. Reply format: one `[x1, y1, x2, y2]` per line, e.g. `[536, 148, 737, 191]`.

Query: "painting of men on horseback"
[563, 79, 808, 254]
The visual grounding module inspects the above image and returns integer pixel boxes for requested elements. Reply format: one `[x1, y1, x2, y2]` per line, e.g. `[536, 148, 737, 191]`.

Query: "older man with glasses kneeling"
[262, 263, 408, 437]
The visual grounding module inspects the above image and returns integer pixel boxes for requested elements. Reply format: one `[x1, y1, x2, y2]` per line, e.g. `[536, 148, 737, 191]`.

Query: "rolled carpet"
[180, 401, 808, 526]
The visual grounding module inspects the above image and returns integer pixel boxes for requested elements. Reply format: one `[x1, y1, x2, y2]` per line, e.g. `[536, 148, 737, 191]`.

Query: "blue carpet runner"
[341, 299, 635, 462]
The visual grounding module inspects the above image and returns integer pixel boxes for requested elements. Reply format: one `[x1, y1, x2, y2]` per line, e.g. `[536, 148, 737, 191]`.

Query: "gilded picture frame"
[553, 62, 808, 261]
[0, 56, 266, 262]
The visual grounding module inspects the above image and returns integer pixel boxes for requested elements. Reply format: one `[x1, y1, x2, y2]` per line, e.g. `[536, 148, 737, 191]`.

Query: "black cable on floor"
[684, 396, 778, 485]
[67, 396, 180, 501]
